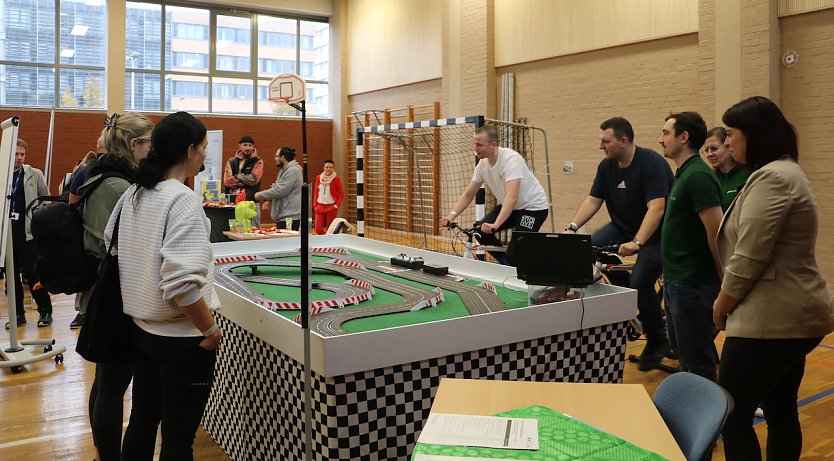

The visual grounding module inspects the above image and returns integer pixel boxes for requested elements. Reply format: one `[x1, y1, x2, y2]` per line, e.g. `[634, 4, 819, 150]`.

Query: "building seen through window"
[0, 0, 329, 117]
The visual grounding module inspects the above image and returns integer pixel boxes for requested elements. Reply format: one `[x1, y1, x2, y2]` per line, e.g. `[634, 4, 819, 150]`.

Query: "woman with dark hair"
[105, 111, 221, 461]
[714, 96, 834, 460]
[255, 146, 303, 231]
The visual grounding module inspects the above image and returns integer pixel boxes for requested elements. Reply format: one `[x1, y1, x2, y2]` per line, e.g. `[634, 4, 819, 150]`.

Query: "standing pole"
[300, 183, 313, 460]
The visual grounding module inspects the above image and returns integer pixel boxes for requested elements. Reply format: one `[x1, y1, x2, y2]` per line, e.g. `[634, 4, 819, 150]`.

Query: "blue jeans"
[591, 223, 666, 343]
[663, 280, 720, 381]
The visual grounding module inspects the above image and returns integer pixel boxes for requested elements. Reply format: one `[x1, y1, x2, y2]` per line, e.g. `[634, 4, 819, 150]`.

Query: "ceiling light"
[182, 59, 198, 68]
[216, 40, 232, 50]
[60, 49, 75, 58]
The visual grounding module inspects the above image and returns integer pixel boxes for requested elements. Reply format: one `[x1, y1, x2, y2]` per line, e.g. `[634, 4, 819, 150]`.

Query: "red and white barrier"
[259, 300, 302, 310]
[347, 279, 375, 295]
[214, 255, 262, 264]
[328, 259, 366, 270]
[310, 247, 349, 254]
[294, 305, 336, 323]
[478, 282, 497, 294]
[410, 287, 445, 311]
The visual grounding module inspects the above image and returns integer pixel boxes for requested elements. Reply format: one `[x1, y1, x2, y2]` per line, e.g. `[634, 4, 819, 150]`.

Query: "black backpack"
[27, 172, 128, 295]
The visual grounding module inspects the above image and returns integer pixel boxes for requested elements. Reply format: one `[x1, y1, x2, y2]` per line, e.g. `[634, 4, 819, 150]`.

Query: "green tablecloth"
[412, 405, 668, 461]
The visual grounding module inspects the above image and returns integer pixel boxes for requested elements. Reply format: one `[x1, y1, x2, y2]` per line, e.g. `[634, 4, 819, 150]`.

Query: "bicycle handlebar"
[445, 221, 482, 239]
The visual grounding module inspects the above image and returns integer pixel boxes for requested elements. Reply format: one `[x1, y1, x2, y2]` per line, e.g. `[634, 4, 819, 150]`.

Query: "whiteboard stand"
[0, 116, 66, 374]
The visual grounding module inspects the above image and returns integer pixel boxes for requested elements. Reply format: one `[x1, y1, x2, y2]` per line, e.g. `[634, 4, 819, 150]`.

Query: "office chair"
[652, 372, 734, 461]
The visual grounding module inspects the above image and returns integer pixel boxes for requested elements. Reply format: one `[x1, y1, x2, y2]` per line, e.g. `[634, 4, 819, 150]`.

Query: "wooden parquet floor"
[2, 290, 833, 460]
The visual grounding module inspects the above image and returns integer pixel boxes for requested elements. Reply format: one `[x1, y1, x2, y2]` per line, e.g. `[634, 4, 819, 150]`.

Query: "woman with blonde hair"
[81, 112, 153, 461]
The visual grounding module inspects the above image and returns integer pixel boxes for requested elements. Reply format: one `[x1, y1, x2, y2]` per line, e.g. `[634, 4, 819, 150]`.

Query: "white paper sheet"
[417, 413, 539, 450]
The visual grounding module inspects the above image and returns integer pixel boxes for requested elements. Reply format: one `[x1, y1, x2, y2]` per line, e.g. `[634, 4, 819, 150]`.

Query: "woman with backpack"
[79, 112, 153, 461]
[105, 111, 221, 461]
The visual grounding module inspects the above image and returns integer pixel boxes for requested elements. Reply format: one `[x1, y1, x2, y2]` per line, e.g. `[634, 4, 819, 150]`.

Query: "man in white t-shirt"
[439, 125, 550, 265]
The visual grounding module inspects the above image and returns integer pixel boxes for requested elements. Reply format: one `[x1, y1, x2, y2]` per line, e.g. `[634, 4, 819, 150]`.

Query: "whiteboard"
[194, 130, 223, 197]
[0, 116, 20, 264]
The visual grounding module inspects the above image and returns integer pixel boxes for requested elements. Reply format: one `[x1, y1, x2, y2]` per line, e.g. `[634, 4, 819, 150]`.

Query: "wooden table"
[429, 378, 685, 461]
[222, 230, 300, 241]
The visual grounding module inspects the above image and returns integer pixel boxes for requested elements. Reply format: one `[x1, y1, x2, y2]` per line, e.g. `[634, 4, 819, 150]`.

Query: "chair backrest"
[652, 372, 734, 461]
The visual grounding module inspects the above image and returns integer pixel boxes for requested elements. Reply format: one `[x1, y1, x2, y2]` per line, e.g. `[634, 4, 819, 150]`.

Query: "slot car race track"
[213, 249, 508, 336]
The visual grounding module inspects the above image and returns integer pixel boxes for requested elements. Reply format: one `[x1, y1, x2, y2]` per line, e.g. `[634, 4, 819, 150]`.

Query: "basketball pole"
[289, 100, 308, 184]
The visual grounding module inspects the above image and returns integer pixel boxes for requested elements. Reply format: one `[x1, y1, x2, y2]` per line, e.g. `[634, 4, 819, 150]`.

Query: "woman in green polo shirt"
[702, 126, 749, 211]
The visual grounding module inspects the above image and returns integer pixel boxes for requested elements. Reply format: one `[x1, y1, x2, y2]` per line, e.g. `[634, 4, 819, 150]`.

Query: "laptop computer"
[511, 231, 594, 287]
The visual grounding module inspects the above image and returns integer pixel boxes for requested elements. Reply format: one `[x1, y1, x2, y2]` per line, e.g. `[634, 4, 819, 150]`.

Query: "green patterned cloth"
[412, 406, 668, 461]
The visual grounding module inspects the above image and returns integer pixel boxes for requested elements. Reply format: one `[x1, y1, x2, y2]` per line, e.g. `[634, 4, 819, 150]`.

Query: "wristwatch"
[631, 238, 643, 248]
[566, 222, 579, 232]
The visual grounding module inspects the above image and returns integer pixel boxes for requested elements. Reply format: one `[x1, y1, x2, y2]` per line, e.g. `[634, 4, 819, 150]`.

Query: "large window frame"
[0, 0, 107, 109]
[127, 1, 329, 117]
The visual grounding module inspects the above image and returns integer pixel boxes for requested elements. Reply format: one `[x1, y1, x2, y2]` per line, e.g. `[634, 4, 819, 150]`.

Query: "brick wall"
[780, 7, 834, 281]
[499, 34, 700, 232]
[0, 109, 332, 224]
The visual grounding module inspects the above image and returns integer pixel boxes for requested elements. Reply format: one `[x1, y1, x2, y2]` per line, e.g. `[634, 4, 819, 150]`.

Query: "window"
[217, 27, 250, 44]
[0, 0, 106, 108]
[258, 59, 295, 75]
[259, 31, 295, 48]
[122, 2, 329, 116]
[174, 23, 208, 40]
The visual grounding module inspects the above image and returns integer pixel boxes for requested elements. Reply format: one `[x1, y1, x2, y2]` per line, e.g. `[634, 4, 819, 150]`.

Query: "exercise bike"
[592, 243, 678, 374]
[445, 221, 509, 264]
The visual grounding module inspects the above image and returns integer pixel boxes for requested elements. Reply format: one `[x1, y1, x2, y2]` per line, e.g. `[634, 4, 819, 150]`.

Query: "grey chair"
[652, 372, 734, 461]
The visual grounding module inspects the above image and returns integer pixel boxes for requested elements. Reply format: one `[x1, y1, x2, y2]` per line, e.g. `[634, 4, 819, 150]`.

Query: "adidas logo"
[617, 181, 626, 189]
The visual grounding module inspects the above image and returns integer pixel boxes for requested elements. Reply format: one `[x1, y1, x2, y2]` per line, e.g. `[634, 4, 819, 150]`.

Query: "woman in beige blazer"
[714, 96, 834, 461]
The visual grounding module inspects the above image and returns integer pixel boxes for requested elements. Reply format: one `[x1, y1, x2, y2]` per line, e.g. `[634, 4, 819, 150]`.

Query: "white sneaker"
[754, 406, 765, 418]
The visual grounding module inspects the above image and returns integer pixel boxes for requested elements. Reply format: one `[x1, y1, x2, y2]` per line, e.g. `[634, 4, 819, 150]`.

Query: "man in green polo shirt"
[659, 111, 724, 381]
[703, 126, 750, 211]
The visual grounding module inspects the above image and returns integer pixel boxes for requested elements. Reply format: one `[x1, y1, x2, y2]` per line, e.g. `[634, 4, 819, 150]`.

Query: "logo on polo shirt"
[617, 181, 626, 189]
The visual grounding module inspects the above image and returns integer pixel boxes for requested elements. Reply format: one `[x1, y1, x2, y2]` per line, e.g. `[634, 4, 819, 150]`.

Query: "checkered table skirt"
[203, 316, 628, 460]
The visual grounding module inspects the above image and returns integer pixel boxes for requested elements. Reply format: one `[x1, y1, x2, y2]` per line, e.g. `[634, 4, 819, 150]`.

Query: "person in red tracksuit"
[312, 159, 343, 234]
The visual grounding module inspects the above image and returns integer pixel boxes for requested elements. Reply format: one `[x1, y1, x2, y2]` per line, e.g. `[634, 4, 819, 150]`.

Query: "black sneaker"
[70, 313, 85, 330]
[638, 339, 671, 371]
[37, 313, 53, 327]
[5, 314, 26, 330]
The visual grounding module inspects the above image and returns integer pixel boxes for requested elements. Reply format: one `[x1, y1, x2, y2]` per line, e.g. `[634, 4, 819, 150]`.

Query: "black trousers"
[122, 322, 216, 461]
[591, 223, 666, 343]
[11, 234, 52, 316]
[475, 205, 548, 265]
[719, 336, 822, 461]
[89, 360, 134, 461]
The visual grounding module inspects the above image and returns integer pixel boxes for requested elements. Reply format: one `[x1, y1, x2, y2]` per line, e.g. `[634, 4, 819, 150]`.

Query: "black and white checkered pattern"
[204, 318, 628, 460]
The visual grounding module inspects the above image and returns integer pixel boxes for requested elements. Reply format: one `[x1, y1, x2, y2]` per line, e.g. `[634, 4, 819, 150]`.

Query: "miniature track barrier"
[215, 255, 262, 264]
[411, 287, 445, 311]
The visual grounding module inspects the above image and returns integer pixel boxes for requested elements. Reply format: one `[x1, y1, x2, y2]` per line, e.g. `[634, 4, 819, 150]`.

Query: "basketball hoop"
[268, 73, 307, 115]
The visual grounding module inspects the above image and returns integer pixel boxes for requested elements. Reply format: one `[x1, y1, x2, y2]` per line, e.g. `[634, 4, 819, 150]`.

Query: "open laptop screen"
[512, 231, 594, 287]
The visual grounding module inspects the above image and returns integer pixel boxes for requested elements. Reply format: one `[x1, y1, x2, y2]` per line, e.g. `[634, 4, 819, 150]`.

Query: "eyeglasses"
[703, 145, 722, 153]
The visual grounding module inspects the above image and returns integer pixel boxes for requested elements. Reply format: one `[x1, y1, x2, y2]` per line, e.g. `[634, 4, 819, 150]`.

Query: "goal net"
[353, 116, 553, 260]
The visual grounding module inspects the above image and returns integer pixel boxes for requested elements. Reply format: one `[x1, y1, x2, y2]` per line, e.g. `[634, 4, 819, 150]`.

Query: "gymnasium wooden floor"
[2, 290, 833, 460]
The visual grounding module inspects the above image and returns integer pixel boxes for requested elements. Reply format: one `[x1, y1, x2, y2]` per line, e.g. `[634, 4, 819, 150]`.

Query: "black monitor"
[512, 231, 594, 287]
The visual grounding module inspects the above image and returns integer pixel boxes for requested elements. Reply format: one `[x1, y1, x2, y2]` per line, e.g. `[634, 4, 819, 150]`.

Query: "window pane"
[166, 74, 208, 112]
[0, 65, 54, 107]
[300, 20, 328, 81]
[126, 2, 162, 70]
[212, 77, 253, 114]
[216, 15, 251, 73]
[257, 16, 297, 78]
[59, 0, 106, 66]
[125, 72, 161, 111]
[2, 0, 56, 64]
[166, 6, 209, 73]
[306, 82, 328, 117]
[59, 68, 104, 108]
